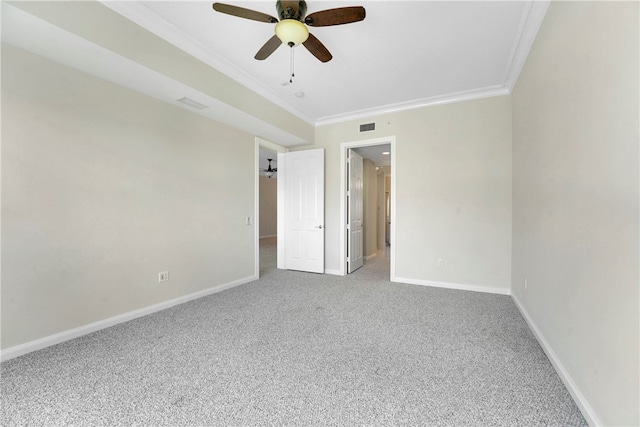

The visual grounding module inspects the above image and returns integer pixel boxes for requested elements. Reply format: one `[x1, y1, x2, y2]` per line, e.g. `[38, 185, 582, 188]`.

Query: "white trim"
[34, 1, 547, 133]
[277, 152, 286, 270]
[259, 234, 277, 239]
[503, 1, 551, 90]
[313, 0, 550, 126]
[99, 1, 316, 127]
[316, 86, 509, 126]
[393, 276, 511, 296]
[389, 141, 397, 283]
[254, 139, 260, 279]
[0, 275, 257, 362]
[364, 253, 377, 261]
[257, 137, 289, 154]
[54, 2, 545, 132]
[324, 269, 342, 276]
[511, 294, 601, 426]
[340, 136, 396, 278]
[99, 1, 549, 129]
[2, 3, 308, 148]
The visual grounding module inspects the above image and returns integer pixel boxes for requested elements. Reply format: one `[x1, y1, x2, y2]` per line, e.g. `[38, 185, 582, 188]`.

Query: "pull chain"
[289, 44, 295, 83]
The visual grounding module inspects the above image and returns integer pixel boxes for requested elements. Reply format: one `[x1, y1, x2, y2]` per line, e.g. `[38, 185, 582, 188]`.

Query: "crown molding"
[315, 1, 549, 127]
[2, 2, 309, 147]
[99, 1, 316, 126]
[97, 1, 549, 129]
[315, 85, 511, 126]
[502, 0, 551, 91]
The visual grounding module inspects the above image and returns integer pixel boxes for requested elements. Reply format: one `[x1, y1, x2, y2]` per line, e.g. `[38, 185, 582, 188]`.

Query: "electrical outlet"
[159, 271, 169, 282]
[437, 258, 443, 267]
[246, 216, 251, 225]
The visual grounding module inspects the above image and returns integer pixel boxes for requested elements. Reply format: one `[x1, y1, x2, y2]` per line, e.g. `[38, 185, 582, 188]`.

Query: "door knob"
[315, 225, 323, 229]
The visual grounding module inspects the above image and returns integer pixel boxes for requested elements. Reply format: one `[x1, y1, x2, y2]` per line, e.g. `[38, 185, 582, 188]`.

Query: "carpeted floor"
[1, 238, 586, 426]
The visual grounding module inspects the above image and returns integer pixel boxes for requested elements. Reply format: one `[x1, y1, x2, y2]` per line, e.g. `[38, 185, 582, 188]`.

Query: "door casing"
[339, 136, 397, 279]
[347, 148, 364, 273]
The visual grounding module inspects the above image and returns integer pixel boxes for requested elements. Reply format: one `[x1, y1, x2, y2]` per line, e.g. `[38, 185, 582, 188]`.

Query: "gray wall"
[511, 2, 639, 425]
[2, 44, 256, 350]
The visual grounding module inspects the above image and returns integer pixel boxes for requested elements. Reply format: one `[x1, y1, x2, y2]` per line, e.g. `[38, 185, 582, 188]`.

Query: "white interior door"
[283, 149, 324, 273]
[347, 149, 364, 273]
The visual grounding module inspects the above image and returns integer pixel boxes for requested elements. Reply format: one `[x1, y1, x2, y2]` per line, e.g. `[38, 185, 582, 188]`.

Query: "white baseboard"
[259, 235, 277, 239]
[511, 294, 601, 426]
[364, 253, 377, 260]
[393, 276, 510, 295]
[324, 268, 342, 276]
[0, 274, 257, 362]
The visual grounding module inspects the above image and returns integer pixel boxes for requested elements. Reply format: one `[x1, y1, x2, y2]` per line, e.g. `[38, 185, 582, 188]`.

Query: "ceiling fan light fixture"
[275, 19, 309, 46]
[262, 158, 278, 178]
[212, 2, 365, 65]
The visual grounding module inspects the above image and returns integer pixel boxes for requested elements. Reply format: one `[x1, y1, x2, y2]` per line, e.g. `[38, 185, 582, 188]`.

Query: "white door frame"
[347, 149, 364, 273]
[339, 136, 396, 279]
[255, 137, 288, 278]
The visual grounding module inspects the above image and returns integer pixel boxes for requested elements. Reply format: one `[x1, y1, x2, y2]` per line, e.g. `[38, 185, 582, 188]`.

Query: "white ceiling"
[1, 1, 549, 147]
[353, 144, 391, 167]
[101, 0, 549, 126]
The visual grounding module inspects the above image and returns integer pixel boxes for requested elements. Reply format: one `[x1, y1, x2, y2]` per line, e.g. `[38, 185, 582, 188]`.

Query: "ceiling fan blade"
[212, 3, 278, 23]
[303, 33, 332, 63]
[304, 6, 365, 27]
[255, 35, 282, 60]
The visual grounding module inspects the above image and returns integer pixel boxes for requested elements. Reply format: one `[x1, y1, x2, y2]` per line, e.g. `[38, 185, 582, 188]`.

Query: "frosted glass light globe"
[275, 19, 309, 46]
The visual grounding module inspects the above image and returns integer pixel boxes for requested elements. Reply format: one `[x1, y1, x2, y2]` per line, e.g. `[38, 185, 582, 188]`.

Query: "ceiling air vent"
[359, 122, 376, 132]
[177, 97, 208, 110]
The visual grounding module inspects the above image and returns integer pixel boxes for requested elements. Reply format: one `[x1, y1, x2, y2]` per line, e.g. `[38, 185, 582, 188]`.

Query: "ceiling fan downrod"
[289, 44, 295, 83]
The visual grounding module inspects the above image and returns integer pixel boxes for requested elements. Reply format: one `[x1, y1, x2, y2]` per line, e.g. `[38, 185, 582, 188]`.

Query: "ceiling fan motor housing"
[276, 0, 307, 20]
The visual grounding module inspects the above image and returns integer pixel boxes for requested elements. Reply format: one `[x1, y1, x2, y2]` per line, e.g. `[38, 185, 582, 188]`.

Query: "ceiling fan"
[212, 1, 366, 64]
[261, 159, 278, 178]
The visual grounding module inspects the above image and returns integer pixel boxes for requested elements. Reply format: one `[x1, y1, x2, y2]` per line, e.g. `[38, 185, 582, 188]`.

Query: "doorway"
[255, 138, 287, 278]
[340, 136, 396, 279]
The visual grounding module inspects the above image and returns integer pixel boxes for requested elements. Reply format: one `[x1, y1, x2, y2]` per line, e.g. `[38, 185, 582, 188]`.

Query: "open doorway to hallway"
[257, 144, 280, 277]
[341, 137, 395, 279]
